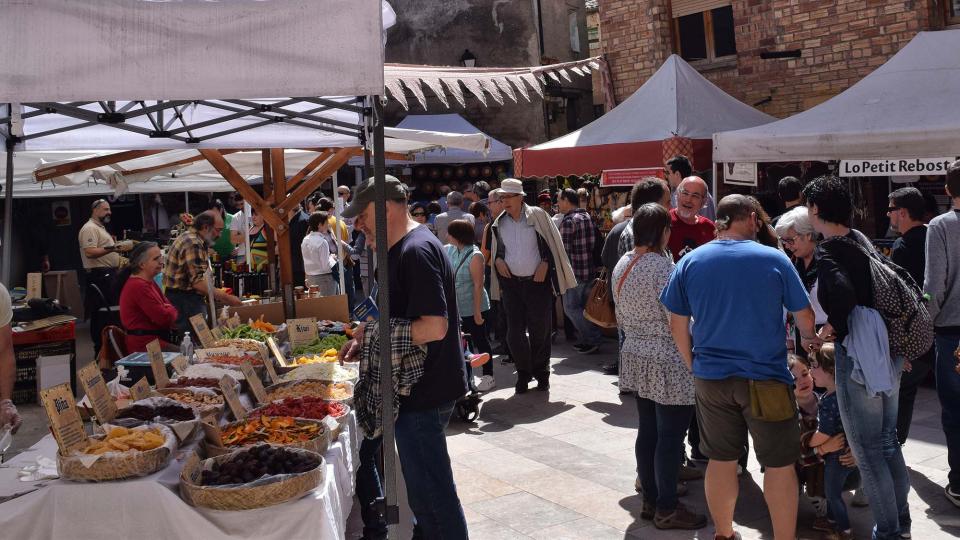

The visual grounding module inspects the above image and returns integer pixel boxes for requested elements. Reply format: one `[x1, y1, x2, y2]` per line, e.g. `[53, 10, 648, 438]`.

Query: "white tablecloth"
[0, 414, 358, 540]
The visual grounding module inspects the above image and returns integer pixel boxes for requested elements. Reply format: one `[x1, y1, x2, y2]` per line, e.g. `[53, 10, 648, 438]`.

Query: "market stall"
[712, 29, 960, 235]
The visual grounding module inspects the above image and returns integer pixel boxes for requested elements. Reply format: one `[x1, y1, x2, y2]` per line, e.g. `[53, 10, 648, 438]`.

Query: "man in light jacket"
[489, 178, 577, 393]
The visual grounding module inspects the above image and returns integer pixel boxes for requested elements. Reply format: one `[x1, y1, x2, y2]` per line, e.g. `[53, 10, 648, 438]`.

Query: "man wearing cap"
[490, 179, 577, 393]
[79, 199, 130, 353]
[342, 175, 468, 539]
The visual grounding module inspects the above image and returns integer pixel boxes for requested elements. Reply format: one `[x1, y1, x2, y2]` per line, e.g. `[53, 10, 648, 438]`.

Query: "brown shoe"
[640, 501, 655, 520]
[679, 464, 703, 481]
[714, 533, 742, 540]
[653, 502, 708, 530]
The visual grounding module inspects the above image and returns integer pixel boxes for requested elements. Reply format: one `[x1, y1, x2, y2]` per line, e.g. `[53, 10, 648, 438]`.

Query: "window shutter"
[671, 0, 730, 18]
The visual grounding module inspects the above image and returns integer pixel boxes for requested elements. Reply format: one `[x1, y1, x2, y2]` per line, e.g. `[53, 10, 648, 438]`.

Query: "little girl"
[807, 344, 856, 540]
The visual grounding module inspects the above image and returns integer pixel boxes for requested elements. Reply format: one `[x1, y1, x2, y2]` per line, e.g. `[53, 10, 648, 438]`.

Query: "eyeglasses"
[780, 236, 798, 246]
[886, 206, 900, 214]
[678, 188, 705, 201]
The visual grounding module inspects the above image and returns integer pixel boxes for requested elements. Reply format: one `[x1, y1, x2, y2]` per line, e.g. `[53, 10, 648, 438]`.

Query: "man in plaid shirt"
[162, 210, 240, 333]
[558, 188, 603, 354]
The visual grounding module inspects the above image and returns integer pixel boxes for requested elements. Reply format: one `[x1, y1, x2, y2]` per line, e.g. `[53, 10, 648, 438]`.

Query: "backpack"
[830, 236, 934, 361]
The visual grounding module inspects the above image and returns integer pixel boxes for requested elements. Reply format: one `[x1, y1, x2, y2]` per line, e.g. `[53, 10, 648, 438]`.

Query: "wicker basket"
[179, 447, 324, 510]
[264, 379, 354, 406]
[58, 424, 176, 482]
[114, 396, 200, 442]
[212, 417, 331, 456]
[157, 388, 225, 419]
[246, 402, 351, 438]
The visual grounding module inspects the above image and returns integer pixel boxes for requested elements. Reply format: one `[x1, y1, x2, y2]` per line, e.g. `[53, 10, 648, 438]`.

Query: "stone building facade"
[384, 0, 595, 149]
[598, 0, 958, 118]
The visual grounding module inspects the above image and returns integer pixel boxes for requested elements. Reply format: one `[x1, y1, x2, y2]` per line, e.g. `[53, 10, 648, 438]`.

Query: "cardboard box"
[295, 295, 350, 322]
[226, 302, 286, 325]
[36, 354, 72, 398]
[44, 270, 84, 318]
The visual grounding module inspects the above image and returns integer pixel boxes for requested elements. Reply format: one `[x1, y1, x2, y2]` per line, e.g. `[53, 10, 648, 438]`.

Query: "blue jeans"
[935, 332, 960, 490]
[395, 401, 468, 540]
[356, 436, 387, 539]
[834, 343, 911, 540]
[562, 281, 603, 347]
[823, 455, 856, 531]
[635, 395, 694, 512]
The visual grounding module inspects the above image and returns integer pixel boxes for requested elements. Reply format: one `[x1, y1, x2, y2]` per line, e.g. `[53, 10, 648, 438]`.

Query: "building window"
[672, 2, 737, 63]
[948, 0, 960, 25]
[569, 11, 581, 53]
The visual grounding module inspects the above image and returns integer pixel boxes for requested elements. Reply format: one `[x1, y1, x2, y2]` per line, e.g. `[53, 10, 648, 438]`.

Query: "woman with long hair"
[117, 242, 179, 352]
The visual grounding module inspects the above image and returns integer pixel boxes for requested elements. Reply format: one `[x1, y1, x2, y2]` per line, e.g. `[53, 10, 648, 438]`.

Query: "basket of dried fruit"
[180, 444, 323, 510]
[248, 397, 350, 437]
[59, 424, 177, 482]
[114, 396, 200, 442]
[158, 387, 225, 418]
[265, 380, 354, 405]
[217, 415, 330, 456]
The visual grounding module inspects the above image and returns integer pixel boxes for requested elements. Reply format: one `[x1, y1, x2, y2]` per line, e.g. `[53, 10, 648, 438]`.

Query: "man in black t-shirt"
[342, 175, 468, 540]
[888, 186, 934, 444]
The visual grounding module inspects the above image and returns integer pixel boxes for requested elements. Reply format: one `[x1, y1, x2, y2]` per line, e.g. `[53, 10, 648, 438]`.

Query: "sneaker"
[679, 465, 703, 481]
[812, 516, 835, 532]
[946, 484, 960, 508]
[535, 377, 550, 391]
[601, 362, 618, 375]
[476, 375, 496, 392]
[641, 501, 655, 520]
[471, 376, 482, 390]
[576, 343, 600, 354]
[851, 487, 869, 507]
[654, 502, 708, 530]
[469, 353, 490, 368]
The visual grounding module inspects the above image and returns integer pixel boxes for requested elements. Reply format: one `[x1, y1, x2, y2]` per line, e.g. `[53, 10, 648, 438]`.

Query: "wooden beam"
[277, 147, 359, 216]
[286, 149, 333, 192]
[261, 150, 278, 295]
[271, 149, 295, 295]
[199, 149, 283, 230]
[121, 149, 243, 176]
[383, 151, 413, 161]
[34, 149, 167, 182]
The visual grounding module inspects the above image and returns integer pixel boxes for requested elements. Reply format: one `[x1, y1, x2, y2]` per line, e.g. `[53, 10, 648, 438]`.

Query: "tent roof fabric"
[390, 114, 511, 163]
[514, 55, 773, 177]
[713, 30, 960, 163]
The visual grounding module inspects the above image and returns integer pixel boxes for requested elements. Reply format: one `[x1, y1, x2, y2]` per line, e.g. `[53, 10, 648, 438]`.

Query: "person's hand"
[903, 359, 913, 373]
[817, 323, 836, 342]
[839, 447, 857, 467]
[474, 312, 485, 326]
[801, 333, 823, 353]
[339, 323, 364, 363]
[0, 399, 22, 434]
[533, 261, 549, 283]
[819, 433, 846, 454]
[494, 259, 512, 279]
[225, 295, 243, 307]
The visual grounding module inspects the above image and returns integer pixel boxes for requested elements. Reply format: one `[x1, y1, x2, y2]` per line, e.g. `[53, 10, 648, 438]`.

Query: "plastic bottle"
[180, 332, 194, 361]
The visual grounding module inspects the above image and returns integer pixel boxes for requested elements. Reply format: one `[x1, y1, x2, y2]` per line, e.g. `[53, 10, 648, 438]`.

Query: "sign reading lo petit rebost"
[839, 158, 956, 177]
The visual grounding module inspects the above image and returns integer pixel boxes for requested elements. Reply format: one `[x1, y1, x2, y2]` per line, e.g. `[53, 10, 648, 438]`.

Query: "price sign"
[219, 375, 246, 420]
[266, 336, 289, 369]
[26, 272, 43, 300]
[182, 452, 202, 484]
[200, 418, 223, 449]
[146, 339, 169, 389]
[171, 355, 189, 376]
[130, 377, 152, 401]
[39, 383, 89, 453]
[287, 317, 318, 348]
[189, 314, 215, 349]
[77, 362, 117, 423]
[262, 341, 280, 383]
[240, 361, 268, 404]
[211, 327, 223, 341]
[196, 347, 240, 363]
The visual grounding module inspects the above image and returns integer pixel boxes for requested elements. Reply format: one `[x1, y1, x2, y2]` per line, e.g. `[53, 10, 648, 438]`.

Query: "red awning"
[514, 139, 712, 178]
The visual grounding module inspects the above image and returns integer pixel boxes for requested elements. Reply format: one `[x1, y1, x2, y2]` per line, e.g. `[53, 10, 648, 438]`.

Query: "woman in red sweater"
[117, 242, 179, 352]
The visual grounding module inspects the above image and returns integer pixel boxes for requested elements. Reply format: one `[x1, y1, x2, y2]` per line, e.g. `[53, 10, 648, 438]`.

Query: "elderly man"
[163, 210, 241, 333]
[661, 194, 819, 540]
[464, 180, 490, 205]
[666, 155, 715, 220]
[668, 177, 717, 262]
[490, 179, 577, 392]
[557, 188, 603, 354]
[434, 191, 475, 244]
[341, 174, 468, 539]
[79, 199, 130, 353]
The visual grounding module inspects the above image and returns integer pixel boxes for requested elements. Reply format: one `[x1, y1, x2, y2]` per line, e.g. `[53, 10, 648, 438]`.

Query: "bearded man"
[668, 177, 717, 261]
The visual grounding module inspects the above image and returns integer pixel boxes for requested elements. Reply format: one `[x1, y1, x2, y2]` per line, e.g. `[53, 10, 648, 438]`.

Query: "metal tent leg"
[2, 141, 13, 286]
[372, 95, 400, 536]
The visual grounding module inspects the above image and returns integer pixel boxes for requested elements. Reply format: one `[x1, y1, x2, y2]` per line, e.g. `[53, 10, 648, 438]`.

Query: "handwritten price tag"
[219, 375, 246, 420]
[77, 362, 117, 423]
[129, 377, 152, 401]
[171, 355, 189, 375]
[287, 317, 318, 347]
[211, 327, 223, 340]
[146, 339, 169, 389]
[240, 361, 268, 404]
[189, 314, 215, 349]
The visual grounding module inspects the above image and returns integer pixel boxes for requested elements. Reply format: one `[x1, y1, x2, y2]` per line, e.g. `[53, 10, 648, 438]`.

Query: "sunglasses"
[886, 206, 900, 213]
[411, 211, 426, 217]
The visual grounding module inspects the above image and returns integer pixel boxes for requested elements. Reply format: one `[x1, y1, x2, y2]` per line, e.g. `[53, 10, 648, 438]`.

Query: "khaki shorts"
[694, 377, 801, 468]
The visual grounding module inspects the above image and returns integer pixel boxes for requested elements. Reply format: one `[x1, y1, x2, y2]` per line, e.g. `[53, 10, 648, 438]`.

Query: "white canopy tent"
[713, 30, 960, 163]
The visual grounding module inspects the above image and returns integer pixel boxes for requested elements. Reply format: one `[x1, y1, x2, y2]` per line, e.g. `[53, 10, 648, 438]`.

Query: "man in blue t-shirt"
[660, 194, 820, 540]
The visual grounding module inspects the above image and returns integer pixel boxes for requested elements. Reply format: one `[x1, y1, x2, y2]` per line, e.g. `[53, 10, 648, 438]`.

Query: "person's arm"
[808, 431, 831, 447]
[411, 315, 448, 345]
[480, 224, 491, 263]
[138, 281, 179, 328]
[0, 290, 21, 432]
[923, 222, 946, 321]
[814, 248, 856, 338]
[84, 245, 116, 259]
[469, 254, 485, 325]
[792, 306, 821, 351]
[669, 313, 694, 371]
[185, 240, 241, 306]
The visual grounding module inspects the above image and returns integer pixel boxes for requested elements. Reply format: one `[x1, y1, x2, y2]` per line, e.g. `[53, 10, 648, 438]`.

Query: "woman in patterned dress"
[613, 203, 706, 530]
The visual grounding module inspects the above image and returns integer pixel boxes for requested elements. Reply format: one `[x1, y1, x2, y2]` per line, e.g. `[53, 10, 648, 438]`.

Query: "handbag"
[583, 269, 616, 328]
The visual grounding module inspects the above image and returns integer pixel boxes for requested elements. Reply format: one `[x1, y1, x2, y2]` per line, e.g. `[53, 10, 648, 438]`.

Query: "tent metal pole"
[712, 161, 719, 202]
[332, 171, 346, 292]
[372, 95, 400, 535]
[363, 149, 373, 297]
[2, 140, 13, 285]
[184, 191, 189, 214]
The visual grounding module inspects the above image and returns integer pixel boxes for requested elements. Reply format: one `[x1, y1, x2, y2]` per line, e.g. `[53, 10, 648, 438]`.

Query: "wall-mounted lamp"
[460, 49, 477, 68]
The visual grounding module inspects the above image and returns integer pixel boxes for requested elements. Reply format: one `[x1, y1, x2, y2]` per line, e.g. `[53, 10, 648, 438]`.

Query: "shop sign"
[600, 168, 664, 187]
[723, 162, 758, 186]
[839, 158, 956, 177]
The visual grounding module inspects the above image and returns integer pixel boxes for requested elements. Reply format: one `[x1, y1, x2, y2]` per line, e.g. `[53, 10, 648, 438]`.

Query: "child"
[807, 344, 856, 540]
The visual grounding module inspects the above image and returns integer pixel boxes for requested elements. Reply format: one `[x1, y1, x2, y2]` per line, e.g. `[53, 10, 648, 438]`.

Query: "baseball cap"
[341, 175, 409, 219]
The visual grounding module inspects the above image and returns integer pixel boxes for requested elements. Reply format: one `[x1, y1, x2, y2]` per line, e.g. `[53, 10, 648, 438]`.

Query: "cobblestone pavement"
[349, 339, 959, 540]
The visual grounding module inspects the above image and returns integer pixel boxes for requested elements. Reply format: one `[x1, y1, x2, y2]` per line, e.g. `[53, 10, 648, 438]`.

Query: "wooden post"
[270, 149, 294, 318]
[262, 150, 277, 296]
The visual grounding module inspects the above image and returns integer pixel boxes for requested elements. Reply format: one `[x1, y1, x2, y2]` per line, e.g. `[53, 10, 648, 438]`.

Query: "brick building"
[598, 0, 959, 118]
